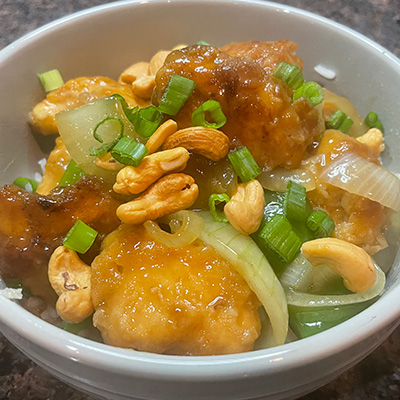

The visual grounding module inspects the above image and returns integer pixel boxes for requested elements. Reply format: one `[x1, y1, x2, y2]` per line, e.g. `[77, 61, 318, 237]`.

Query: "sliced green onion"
[158, 74, 196, 115]
[89, 139, 119, 157]
[284, 181, 307, 222]
[258, 214, 301, 263]
[273, 62, 304, 90]
[228, 146, 261, 183]
[326, 110, 354, 133]
[197, 40, 210, 45]
[60, 316, 93, 334]
[13, 177, 38, 193]
[364, 111, 384, 133]
[293, 81, 324, 106]
[306, 209, 335, 238]
[191, 100, 227, 129]
[93, 117, 124, 143]
[38, 69, 64, 92]
[110, 136, 148, 166]
[63, 220, 98, 254]
[110, 93, 139, 124]
[208, 193, 231, 222]
[133, 105, 163, 137]
[59, 159, 85, 187]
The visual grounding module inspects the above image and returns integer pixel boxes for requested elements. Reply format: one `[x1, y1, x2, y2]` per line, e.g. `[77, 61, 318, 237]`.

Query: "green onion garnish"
[273, 62, 304, 90]
[13, 177, 38, 193]
[306, 209, 335, 238]
[133, 105, 163, 137]
[326, 110, 354, 133]
[293, 81, 324, 106]
[93, 117, 124, 143]
[284, 181, 307, 222]
[37, 69, 64, 92]
[208, 193, 231, 222]
[63, 220, 98, 254]
[228, 146, 261, 183]
[110, 136, 148, 166]
[191, 100, 227, 129]
[110, 93, 139, 124]
[258, 214, 301, 263]
[60, 316, 93, 334]
[197, 40, 210, 45]
[89, 140, 119, 157]
[158, 74, 196, 116]
[58, 160, 85, 187]
[364, 111, 384, 133]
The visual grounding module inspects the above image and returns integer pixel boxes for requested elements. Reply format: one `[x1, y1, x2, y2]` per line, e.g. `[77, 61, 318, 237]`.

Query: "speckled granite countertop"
[0, 0, 400, 399]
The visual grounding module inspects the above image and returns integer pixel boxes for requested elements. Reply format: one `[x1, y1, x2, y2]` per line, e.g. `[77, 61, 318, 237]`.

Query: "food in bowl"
[0, 39, 397, 356]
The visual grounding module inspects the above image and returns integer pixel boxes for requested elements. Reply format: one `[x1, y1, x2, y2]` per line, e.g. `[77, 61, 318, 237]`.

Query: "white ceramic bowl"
[1, 1, 400, 399]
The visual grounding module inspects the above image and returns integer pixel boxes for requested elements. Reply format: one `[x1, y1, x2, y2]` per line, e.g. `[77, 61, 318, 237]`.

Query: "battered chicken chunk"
[221, 40, 303, 75]
[153, 45, 322, 170]
[0, 176, 122, 302]
[91, 224, 261, 355]
[30, 76, 149, 135]
[307, 130, 388, 254]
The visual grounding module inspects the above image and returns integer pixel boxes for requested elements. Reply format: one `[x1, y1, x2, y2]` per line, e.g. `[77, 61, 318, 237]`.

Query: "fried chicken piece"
[36, 137, 71, 195]
[0, 176, 122, 302]
[92, 224, 261, 355]
[307, 130, 388, 254]
[153, 45, 322, 170]
[221, 40, 303, 75]
[30, 76, 150, 135]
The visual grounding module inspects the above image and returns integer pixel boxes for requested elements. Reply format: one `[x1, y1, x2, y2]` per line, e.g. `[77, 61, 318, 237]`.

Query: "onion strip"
[144, 211, 204, 248]
[319, 152, 400, 211]
[199, 212, 288, 346]
[258, 167, 316, 192]
[285, 262, 385, 307]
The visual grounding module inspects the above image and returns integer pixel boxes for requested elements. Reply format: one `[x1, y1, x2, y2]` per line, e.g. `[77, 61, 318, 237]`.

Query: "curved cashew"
[48, 246, 94, 324]
[116, 173, 198, 224]
[119, 61, 150, 85]
[131, 75, 156, 100]
[113, 147, 190, 195]
[149, 50, 171, 75]
[224, 179, 265, 235]
[301, 238, 376, 293]
[356, 128, 384, 157]
[162, 126, 230, 161]
[146, 119, 178, 154]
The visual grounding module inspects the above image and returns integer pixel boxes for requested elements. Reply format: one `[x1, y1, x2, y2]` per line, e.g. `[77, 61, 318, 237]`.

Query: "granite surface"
[0, 0, 400, 399]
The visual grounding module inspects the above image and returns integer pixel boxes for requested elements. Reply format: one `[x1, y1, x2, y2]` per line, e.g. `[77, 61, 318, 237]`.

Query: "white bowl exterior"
[1, 1, 400, 399]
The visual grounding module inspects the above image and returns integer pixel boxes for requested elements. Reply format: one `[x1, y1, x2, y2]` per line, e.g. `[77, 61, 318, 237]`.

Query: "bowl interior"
[0, 0, 400, 385]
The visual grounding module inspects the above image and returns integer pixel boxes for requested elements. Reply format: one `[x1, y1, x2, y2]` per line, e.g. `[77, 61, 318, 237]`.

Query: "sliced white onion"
[279, 255, 313, 292]
[285, 262, 385, 307]
[319, 152, 400, 211]
[258, 167, 316, 192]
[144, 210, 204, 248]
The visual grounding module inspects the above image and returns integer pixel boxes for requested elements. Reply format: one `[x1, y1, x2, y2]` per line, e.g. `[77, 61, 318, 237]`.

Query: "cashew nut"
[224, 179, 265, 235]
[116, 173, 198, 224]
[148, 50, 171, 75]
[113, 147, 190, 195]
[119, 61, 150, 85]
[146, 119, 178, 154]
[48, 246, 94, 324]
[131, 75, 156, 100]
[356, 128, 385, 158]
[301, 238, 376, 293]
[162, 126, 230, 161]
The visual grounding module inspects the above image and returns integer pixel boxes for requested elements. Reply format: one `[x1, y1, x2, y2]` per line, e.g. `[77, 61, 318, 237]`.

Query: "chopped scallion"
[89, 140, 119, 157]
[63, 220, 98, 254]
[364, 111, 384, 133]
[273, 62, 304, 90]
[191, 100, 227, 129]
[228, 146, 261, 183]
[93, 117, 124, 143]
[133, 105, 163, 137]
[38, 69, 64, 92]
[110, 136, 148, 166]
[284, 181, 307, 222]
[293, 81, 324, 106]
[326, 110, 354, 133]
[59, 159, 85, 186]
[306, 209, 335, 238]
[158, 74, 196, 115]
[13, 177, 38, 193]
[208, 193, 231, 222]
[110, 93, 139, 124]
[258, 214, 301, 263]
[197, 40, 210, 45]
[60, 316, 93, 334]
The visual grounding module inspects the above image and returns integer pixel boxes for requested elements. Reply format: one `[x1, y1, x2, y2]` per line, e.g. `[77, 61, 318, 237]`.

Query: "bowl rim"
[1, 0, 400, 381]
